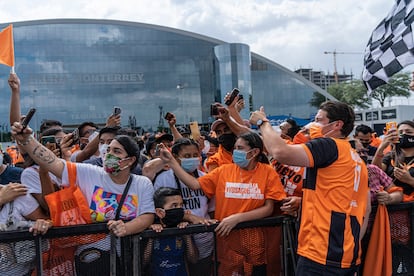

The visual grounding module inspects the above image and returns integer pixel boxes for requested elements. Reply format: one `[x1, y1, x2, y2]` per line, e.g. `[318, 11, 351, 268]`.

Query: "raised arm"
[250, 107, 310, 167]
[11, 123, 65, 179]
[8, 73, 21, 126]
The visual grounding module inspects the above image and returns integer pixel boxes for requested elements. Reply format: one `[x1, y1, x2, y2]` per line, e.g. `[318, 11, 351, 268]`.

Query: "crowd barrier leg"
[110, 235, 117, 276]
[282, 216, 297, 276]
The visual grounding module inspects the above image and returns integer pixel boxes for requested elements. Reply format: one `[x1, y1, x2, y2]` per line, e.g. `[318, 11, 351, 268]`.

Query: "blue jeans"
[296, 256, 358, 276]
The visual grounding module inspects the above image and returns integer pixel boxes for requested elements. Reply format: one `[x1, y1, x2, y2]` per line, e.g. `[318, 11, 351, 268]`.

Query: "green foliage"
[309, 72, 411, 108]
[309, 80, 369, 109]
[370, 72, 411, 107]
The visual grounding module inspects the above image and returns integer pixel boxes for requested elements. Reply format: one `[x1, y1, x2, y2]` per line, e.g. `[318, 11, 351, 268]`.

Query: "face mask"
[218, 133, 237, 151]
[309, 121, 336, 140]
[104, 153, 129, 175]
[232, 149, 252, 168]
[99, 144, 108, 160]
[293, 132, 309, 144]
[162, 208, 185, 227]
[399, 134, 414, 148]
[361, 142, 371, 148]
[180, 157, 200, 173]
[309, 122, 324, 140]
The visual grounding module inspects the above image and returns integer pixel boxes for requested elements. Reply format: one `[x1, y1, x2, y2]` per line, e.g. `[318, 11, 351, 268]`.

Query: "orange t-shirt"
[198, 162, 286, 221]
[204, 144, 233, 172]
[298, 138, 368, 268]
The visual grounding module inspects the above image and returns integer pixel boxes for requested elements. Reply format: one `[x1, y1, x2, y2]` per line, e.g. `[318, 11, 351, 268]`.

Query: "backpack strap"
[114, 175, 133, 220]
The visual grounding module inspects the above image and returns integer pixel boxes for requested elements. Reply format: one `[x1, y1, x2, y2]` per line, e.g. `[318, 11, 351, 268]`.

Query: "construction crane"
[324, 50, 362, 84]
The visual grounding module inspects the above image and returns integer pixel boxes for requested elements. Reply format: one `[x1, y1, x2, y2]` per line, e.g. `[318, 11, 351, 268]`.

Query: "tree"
[370, 72, 411, 107]
[309, 80, 369, 109]
[309, 72, 412, 108]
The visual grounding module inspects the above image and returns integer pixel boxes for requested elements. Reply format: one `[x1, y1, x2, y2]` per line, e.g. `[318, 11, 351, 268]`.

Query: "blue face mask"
[180, 157, 200, 173]
[232, 149, 252, 168]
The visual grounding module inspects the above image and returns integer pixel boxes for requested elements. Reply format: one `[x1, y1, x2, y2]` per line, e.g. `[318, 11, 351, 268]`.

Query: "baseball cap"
[211, 119, 227, 131]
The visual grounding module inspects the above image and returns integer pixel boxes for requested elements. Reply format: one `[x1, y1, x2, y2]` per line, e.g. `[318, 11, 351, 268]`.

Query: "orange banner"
[0, 24, 14, 67]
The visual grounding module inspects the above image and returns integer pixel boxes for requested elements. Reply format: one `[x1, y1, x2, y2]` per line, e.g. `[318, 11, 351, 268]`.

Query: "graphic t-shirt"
[151, 236, 188, 276]
[61, 162, 155, 222]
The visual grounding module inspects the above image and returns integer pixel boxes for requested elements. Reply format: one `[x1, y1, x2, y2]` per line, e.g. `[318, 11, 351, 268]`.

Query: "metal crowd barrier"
[0, 216, 296, 276]
[6, 201, 414, 276]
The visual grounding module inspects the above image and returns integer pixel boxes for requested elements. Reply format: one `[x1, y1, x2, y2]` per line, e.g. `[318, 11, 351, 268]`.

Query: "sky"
[0, 0, 412, 105]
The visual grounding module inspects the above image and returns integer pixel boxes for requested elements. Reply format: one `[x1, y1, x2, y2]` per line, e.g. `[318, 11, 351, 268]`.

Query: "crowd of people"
[0, 71, 413, 275]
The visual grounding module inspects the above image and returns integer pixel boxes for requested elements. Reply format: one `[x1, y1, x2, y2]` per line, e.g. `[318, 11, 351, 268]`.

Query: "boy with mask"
[144, 187, 198, 276]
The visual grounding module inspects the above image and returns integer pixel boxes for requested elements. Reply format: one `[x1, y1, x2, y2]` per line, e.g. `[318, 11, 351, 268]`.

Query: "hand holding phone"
[225, 88, 240, 105]
[21, 108, 36, 131]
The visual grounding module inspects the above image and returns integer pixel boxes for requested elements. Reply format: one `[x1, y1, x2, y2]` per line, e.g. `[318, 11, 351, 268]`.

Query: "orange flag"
[363, 204, 392, 276]
[0, 24, 14, 67]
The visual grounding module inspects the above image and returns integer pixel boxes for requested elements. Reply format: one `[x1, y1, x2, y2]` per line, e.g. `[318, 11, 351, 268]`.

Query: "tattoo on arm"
[33, 145, 56, 164]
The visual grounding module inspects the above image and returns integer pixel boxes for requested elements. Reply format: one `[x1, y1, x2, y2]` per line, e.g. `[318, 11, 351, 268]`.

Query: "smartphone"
[225, 88, 240, 105]
[164, 112, 174, 121]
[154, 144, 160, 157]
[71, 128, 80, 146]
[238, 94, 244, 100]
[385, 121, 397, 133]
[21, 108, 36, 130]
[189, 121, 201, 141]
[113, 106, 121, 116]
[41, 135, 57, 151]
[210, 104, 219, 116]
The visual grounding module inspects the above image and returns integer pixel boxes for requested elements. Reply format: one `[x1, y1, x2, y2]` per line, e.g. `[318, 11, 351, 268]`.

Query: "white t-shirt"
[61, 162, 155, 253]
[61, 162, 155, 222]
[21, 165, 62, 194]
[154, 169, 214, 259]
[0, 191, 39, 275]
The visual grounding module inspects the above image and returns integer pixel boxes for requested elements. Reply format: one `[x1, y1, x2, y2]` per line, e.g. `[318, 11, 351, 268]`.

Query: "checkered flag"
[363, 0, 414, 93]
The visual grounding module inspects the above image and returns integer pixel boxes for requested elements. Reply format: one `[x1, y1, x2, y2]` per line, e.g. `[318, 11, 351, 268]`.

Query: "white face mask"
[99, 144, 109, 160]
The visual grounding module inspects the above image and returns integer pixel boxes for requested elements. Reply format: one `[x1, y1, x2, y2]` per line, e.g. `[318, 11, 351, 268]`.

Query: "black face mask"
[217, 133, 237, 152]
[399, 134, 414, 149]
[361, 142, 371, 148]
[161, 208, 185, 227]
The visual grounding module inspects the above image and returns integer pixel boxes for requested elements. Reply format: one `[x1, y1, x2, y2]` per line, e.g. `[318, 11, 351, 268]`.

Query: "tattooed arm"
[11, 122, 65, 179]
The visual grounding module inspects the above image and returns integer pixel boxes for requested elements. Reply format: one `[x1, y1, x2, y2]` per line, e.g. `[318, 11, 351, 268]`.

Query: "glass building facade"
[0, 19, 333, 132]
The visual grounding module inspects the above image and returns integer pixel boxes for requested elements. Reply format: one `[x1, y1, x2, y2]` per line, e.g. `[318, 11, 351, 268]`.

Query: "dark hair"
[285, 119, 301, 139]
[355, 124, 373, 135]
[39, 119, 62, 134]
[114, 135, 140, 170]
[398, 120, 414, 129]
[171, 138, 199, 156]
[77, 122, 98, 137]
[238, 132, 269, 164]
[99, 127, 119, 138]
[319, 101, 355, 137]
[41, 127, 65, 137]
[153, 187, 181, 208]
[117, 128, 137, 138]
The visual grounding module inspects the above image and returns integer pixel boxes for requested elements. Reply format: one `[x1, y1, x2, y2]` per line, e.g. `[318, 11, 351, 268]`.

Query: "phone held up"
[71, 128, 80, 146]
[225, 88, 240, 105]
[21, 108, 36, 130]
[154, 144, 161, 157]
[189, 121, 201, 141]
[164, 112, 174, 121]
[113, 106, 121, 116]
[41, 135, 57, 151]
[210, 104, 219, 116]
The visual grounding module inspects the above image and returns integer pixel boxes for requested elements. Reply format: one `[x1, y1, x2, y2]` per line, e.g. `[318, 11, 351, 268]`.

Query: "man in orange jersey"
[250, 101, 369, 275]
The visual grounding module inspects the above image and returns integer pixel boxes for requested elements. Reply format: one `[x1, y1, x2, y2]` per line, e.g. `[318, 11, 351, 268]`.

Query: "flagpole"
[11, 66, 14, 74]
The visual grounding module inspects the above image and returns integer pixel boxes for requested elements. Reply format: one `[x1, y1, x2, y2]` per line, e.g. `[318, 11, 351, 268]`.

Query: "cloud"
[0, 0, 399, 76]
